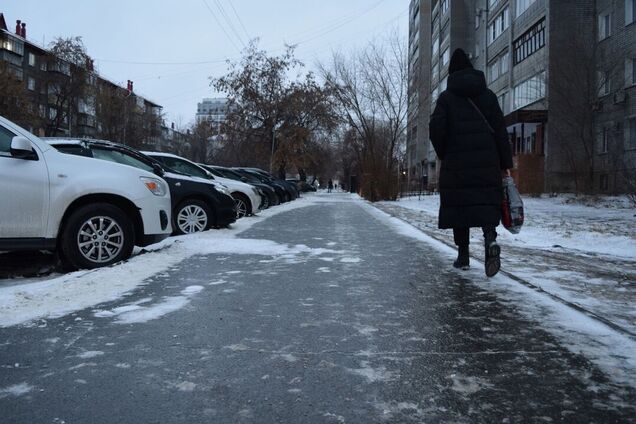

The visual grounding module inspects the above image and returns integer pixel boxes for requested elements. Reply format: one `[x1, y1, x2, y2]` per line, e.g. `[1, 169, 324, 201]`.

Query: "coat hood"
[447, 68, 488, 98]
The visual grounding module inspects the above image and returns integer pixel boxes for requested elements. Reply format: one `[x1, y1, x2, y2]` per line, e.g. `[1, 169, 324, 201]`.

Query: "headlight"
[140, 177, 166, 196]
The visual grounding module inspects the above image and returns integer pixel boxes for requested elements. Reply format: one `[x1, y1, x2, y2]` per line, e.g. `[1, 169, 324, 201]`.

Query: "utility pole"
[269, 126, 275, 174]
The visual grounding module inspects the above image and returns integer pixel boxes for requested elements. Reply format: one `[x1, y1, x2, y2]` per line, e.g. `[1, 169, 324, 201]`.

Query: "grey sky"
[3, 0, 407, 126]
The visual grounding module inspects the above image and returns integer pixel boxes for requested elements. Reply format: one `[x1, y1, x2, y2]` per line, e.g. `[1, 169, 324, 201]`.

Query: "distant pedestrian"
[327, 179, 333, 193]
[429, 48, 513, 277]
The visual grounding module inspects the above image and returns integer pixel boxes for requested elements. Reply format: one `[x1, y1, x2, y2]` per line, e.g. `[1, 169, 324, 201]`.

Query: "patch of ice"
[116, 296, 190, 324]
[347, 361, 397, 383]
[76, 351, 104, 359]
[181, 285, 204, 295]
[175, 381, 196, 392]
[0, 382, 33, 398]
[449, 374, 492, 395]
[340, 257, 361, 263]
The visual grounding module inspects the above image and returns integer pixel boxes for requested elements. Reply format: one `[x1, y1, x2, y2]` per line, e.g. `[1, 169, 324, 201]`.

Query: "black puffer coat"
[429, 68, 513, 229]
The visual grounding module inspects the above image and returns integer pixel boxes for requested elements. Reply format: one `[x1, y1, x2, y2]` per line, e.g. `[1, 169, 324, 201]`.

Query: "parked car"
[198, 163, 269, 211]
[44, 138, 237, 234]
[233, 168, 291, 203]
[242, 167, 299, 200]
[203, 165, 279, 209]
[0, 116, 172, 269]
[144, 152, 261, 219]
[287, 178, 317, 192]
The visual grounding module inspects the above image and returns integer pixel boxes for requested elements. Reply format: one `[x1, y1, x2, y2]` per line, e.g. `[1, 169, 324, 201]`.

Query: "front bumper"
[134, 193, 172, 245]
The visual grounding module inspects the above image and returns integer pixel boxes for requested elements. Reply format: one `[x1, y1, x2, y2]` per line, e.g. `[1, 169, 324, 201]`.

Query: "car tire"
[60, 203, 135, 270]
[173, 199, 212, 235]
[232, 193, 251, 218]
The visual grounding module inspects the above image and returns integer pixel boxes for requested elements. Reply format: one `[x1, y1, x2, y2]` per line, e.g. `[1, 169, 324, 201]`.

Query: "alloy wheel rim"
[235, 199, 247, 218]
[177, 205, 208, 233]
[77, 216, 124, 263]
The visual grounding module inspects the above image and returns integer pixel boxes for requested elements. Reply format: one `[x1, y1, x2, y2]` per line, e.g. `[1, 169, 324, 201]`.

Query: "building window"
[432, 62, 439, 82]
[441, 0, 449, 15]
[489, 0, 500, 9]
[516, 0, 537, 18]
[599, 126, 609, 153]
[513, 71, 546, 110]
[627, 58, 636, 86]
[441, 48, 450, 66]
[27, 77, 35, 91]
[432, 36, 439, 56]
[598, 71, 611, 96]
[440, 23, 450, 46]
[498, 91, 508, 113]
[475, 41, 480, 58]
[598, 12, 611, 40]
[626, 0, 636, 25]
[600, 174, 609, 191]
[1, 35, 24, 55]
[28, 52, 36, 67]
[475, 14, 480, 28]
[628, 117, 636, 149]
[488, 7, 510, 45]
[513, 19, 545, 65]
[488, 52, 510, 83]
[440, 76, 448, 91]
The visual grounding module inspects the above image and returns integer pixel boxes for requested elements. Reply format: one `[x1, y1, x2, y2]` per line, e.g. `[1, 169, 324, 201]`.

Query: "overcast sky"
[3, 0, 407, 126]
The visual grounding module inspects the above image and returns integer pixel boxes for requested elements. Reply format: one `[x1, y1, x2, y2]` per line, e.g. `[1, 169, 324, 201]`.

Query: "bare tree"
[319, 31, 408, 200]
[0, 62, 40, 130]
[548, 30, 624, 193]
[44, 36, 94, 136]
[212, 40, 337, 174]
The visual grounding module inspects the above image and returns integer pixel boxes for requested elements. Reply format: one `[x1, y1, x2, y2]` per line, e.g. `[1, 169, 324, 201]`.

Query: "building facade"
[406, 0, 636, 194]
[0, 13, 169, 151]
[196, 97, 229, 133]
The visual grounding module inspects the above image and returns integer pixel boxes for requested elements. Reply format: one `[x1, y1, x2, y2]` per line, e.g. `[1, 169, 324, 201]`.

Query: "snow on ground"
[364, 201, 636, 388]
[0, 196, 324, 328]
[376, 194, 636, 337]
[392, 194, 636, 260]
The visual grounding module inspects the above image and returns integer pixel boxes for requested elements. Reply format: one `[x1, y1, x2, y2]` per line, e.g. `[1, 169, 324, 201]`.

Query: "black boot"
[453, 245, 470, 270]
[484, 230, 500, 277]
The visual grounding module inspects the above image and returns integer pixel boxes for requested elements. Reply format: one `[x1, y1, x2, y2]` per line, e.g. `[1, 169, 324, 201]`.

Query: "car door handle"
[175, 182, 181, 187]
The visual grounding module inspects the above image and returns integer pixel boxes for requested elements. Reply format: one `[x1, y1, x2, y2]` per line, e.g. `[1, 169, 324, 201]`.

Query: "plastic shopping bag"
[501, 176, 524, 234]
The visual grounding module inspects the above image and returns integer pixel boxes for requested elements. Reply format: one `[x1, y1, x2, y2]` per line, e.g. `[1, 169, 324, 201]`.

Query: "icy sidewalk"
[375, 195, 636, 336]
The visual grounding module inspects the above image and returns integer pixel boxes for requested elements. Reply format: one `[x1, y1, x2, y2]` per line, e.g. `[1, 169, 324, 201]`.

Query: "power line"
[226, 0, 251, 42]
[213, 0, 246, 48]
[201, 0, 242, 52]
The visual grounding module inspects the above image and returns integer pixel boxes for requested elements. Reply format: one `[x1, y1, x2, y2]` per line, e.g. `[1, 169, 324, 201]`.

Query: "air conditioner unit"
[613, 90, 627, 104]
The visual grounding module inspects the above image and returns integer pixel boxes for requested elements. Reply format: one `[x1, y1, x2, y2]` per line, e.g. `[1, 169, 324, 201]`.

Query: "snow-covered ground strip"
[393, 195, 636, 260]
[0, 196, 322, 328]
[376, 195, 636, 336]
[364, 201, 636, 389]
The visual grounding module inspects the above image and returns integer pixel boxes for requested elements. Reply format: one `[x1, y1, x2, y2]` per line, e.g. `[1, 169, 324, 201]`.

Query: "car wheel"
[261, 195, 269, 209]
[61, 203, 135, 270]
[232, 193, 251, 218]
[174, 199, 211, 235]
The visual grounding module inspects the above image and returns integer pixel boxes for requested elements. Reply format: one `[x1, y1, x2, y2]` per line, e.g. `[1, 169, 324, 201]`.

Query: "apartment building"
[407, 0, 636, 194]
[196, 97, 230, 133]
[0, 13, 165, 147]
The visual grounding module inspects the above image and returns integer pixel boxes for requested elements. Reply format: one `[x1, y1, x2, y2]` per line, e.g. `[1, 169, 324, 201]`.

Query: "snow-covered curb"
[363, 201, 636, 388]
[0, 197, 318, 328]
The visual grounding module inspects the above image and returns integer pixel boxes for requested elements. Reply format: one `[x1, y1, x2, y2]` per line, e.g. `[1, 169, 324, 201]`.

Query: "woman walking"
[429, 49, 513, 277]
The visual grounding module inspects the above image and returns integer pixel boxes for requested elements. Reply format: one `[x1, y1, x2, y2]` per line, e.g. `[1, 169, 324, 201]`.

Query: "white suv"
[0, 116, 172, 269]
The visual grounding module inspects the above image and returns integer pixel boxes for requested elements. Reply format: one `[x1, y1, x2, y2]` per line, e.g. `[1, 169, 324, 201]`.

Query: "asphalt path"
[1, 195, 634, 423]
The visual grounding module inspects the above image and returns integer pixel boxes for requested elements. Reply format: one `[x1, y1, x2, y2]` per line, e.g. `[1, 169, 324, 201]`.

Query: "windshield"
[154, 156, 211, 179]
[92, 147, 155, 172]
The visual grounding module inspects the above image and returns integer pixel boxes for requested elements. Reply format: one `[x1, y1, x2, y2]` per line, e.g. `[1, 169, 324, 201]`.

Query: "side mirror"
[206, 171, 215, 180]
[152, 162, 165, 177]
[10, 136, 34, 159]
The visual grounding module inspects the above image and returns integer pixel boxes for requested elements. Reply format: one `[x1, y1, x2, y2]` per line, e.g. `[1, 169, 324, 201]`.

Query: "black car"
[245, 168, 299, 200]
[44, 138, 237, 234]
[233, 168, 290, 204]
[202, 165, 278, 209]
